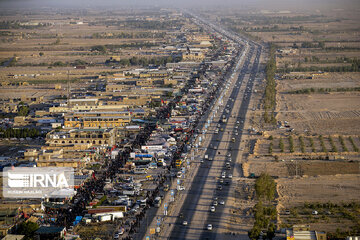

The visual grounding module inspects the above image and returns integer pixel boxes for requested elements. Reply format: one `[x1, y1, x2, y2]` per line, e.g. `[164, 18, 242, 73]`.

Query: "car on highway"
[219, 200, 225, 205]
[228, 174, 233, 179]
[217, 185, 223, 190]
[207, 224, 213, 231]
[213, 200, 218, 206]
[183, 220, 188, 226]
[210, 206, 216, 212]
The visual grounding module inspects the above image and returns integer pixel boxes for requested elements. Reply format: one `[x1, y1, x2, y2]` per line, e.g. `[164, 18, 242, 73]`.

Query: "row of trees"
[0, 20, 50, 29]
[0, 127, 40, 138]
[264, 44, 277, 124]
[289, 87, 360, 94]
[249, 173, 277, 240]
[88, 19, 183, 30]
[90, 42, 159, 54]
[91, 32, 166, 39]
[106, 56, 181, 67]
[279, 59, 360, 73]
[13, 59, 89, 68]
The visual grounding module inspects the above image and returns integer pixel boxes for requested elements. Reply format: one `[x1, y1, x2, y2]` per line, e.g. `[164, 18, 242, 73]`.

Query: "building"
[35, 226, 66, 240]
[1, 234, 25, 240]
[46, 128, 117, 147]
[286, 225, 326, 240]
[64, 111, 131, 129]
[182, 51, 205, 62]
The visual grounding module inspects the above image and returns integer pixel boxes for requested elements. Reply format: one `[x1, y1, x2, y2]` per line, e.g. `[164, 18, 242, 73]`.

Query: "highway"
[166, 13, 263, 240]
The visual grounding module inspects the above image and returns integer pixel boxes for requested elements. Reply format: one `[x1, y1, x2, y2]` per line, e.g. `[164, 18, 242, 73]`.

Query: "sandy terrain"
[277, 174, 360, 208]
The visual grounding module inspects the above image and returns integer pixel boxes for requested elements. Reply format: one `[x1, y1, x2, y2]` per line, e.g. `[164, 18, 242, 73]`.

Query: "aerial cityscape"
[0, 0, 359, 240]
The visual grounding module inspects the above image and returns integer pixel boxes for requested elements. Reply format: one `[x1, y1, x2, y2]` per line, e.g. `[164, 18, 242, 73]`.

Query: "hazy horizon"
[0, 0, 359, 11]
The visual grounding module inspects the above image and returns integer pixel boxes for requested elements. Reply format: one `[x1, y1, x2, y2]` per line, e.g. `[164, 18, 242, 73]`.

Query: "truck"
[83, 218, 92, 224]
[110, 211, 124, 219]
[96, 214, 112, 222]
[122, 190, 138, 196]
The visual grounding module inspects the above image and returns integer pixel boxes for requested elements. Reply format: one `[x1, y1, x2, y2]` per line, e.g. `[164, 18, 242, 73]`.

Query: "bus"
[154, 197, 162, 207]
[175, 159, 183, 169]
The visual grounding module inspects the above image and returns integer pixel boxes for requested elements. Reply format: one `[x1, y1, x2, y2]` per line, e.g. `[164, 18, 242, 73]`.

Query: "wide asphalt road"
[168, 42, 262, 239]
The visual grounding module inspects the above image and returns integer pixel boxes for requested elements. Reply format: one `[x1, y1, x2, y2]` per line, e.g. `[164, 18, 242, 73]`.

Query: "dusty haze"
[0, 0, 359, 11]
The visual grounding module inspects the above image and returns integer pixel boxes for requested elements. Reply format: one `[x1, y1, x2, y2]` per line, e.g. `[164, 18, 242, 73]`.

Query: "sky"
[0, 0, 359, 10]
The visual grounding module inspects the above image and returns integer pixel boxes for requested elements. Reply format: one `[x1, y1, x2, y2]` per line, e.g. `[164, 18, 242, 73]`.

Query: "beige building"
[286, 225, 326, 240]
[182, 51, 205, 62]
[46, 128, 117, 147]
[64, 111, 131, 129]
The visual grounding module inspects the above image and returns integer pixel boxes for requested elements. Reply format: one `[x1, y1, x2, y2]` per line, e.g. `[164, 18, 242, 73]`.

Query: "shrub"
[349, 136, 359, 152]
[279, 138, 285, 152]
[299, 136, 305, 153]
[289, 135, 295, 153]
[338, 136, 348, 152]
[328, 136, 338, 152]
[319, 135, 327, 152]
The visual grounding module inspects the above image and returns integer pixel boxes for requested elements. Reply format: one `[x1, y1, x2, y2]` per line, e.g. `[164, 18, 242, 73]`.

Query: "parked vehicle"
[154, 196, 162, 207]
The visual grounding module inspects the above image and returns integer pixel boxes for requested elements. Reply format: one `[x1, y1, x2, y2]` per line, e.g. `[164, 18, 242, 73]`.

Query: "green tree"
[255, 173, 276, 201]
[248, 225, 261, 240]
[17, 103, 29, 116]
[17, 221, 39, 239]
[90, 45, 107, 53]
[267, 222, 276, 239]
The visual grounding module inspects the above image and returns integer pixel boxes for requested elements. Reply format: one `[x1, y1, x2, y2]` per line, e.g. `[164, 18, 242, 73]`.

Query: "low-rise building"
[286, 225, 326, 240]
[46, 128, 117, 147]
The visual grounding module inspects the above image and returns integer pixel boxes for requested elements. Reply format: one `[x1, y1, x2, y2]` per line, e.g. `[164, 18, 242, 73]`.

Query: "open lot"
[277, 175, 360, 232]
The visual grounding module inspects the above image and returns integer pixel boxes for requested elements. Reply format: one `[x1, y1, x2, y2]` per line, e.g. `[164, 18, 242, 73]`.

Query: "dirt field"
[277, 174, 360, 208]
[277, 174, 360, 232]
[274, 73, 360, 135]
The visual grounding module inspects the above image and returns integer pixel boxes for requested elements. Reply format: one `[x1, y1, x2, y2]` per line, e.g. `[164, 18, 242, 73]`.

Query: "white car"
[210, 206, 216, 212]
[207, 224, 213, 230]
[177, 186, 185, 191]
[228, 174, 233, 179]
[219, 200, 225, 205]
[183, 220, 188, 226]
